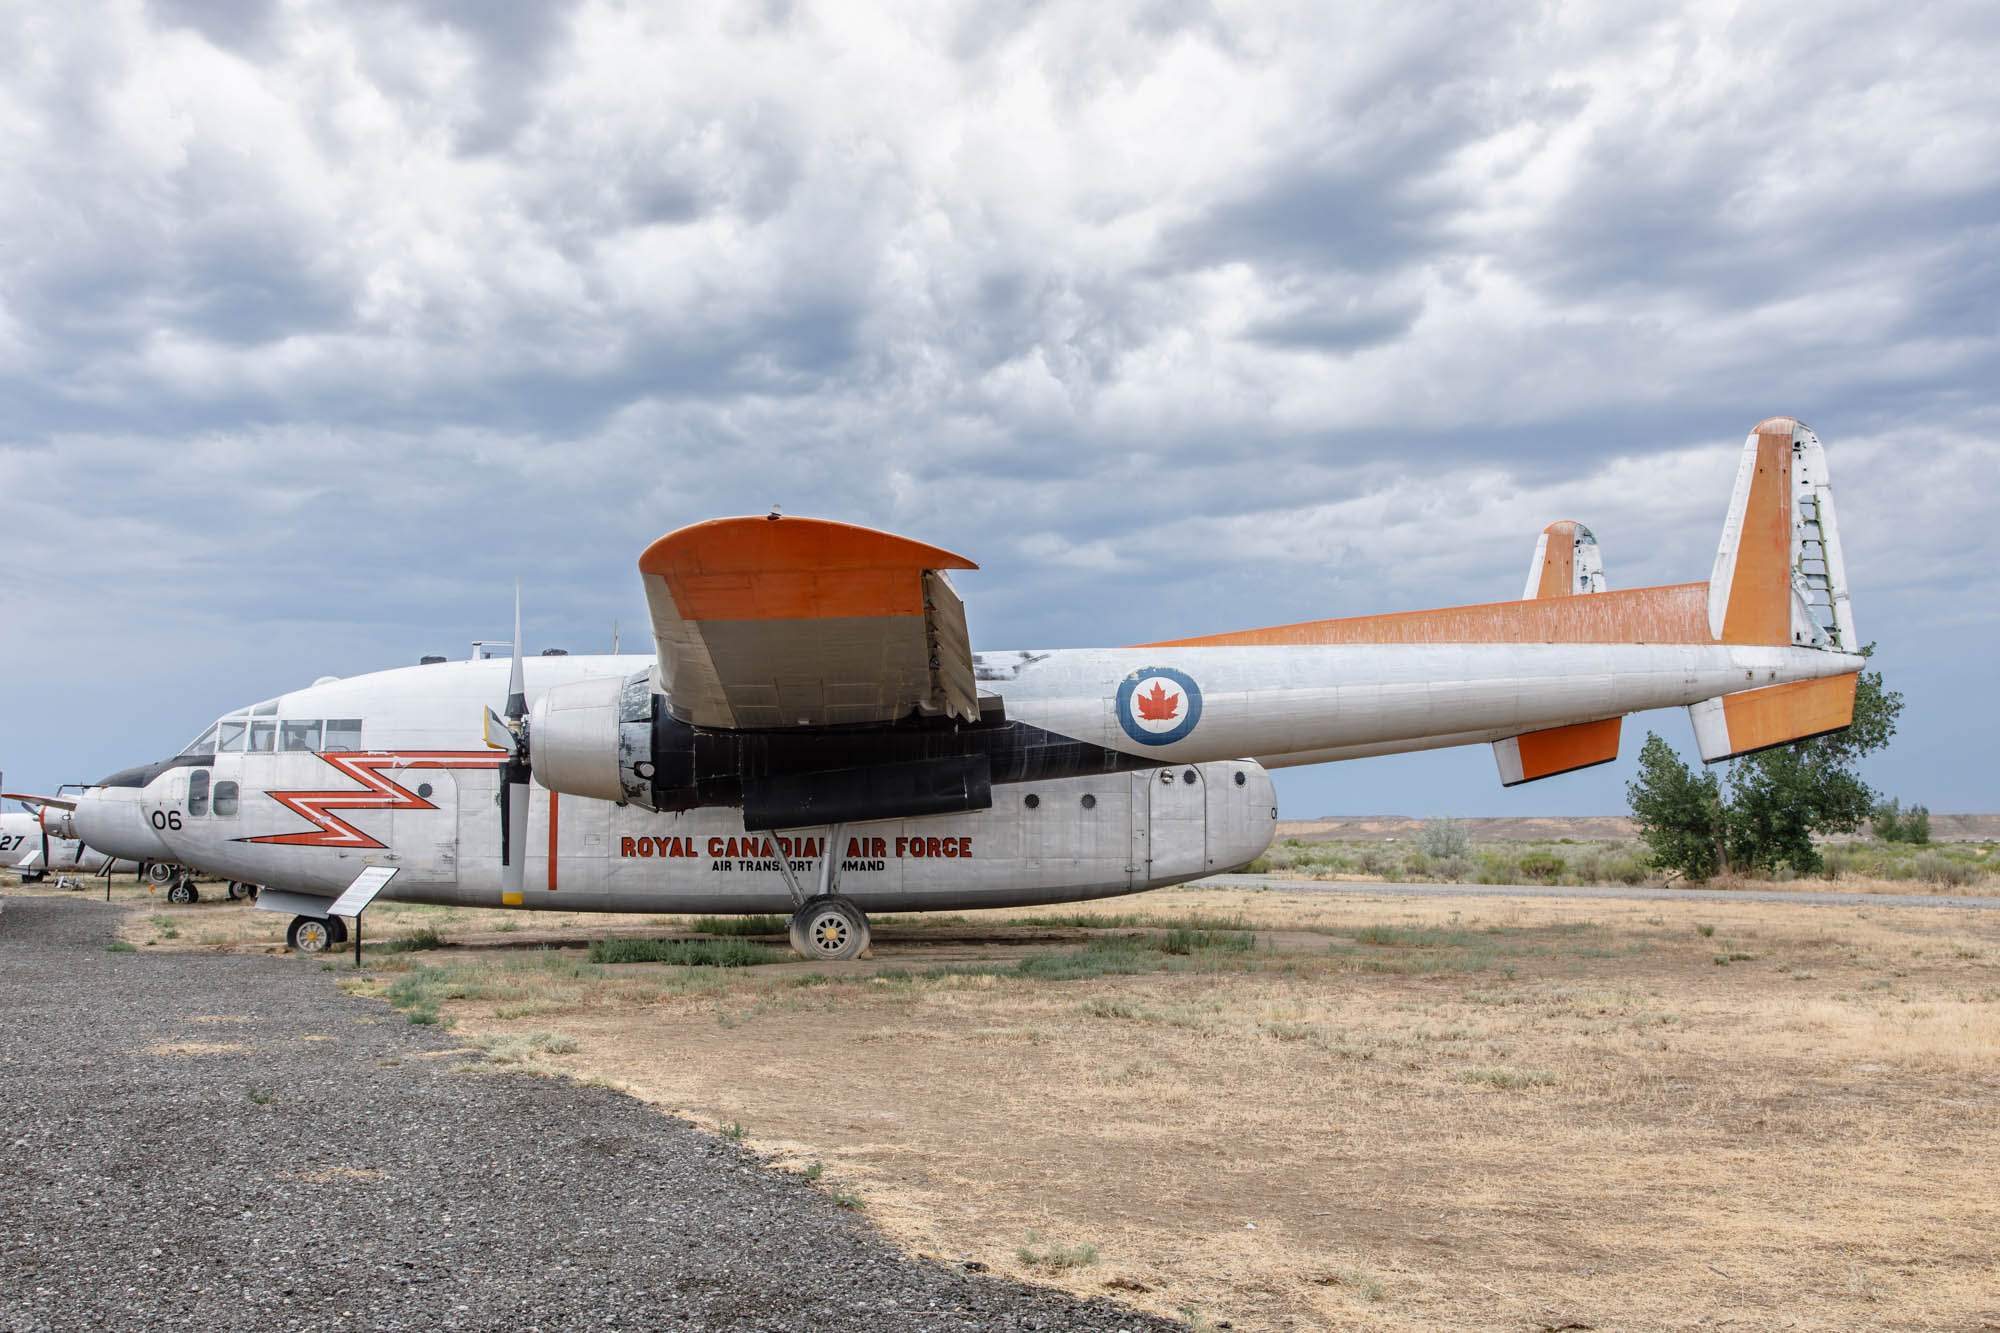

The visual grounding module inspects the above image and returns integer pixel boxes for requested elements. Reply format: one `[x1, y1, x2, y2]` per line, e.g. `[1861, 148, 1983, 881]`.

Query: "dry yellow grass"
[333, 886, 2000, 1332]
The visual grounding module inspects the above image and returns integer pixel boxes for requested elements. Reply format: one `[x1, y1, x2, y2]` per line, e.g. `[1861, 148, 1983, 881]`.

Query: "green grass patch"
[1017, 1231, 1098, 1269]
[688, 914, 787, 936]
[587, 937, 781, 967]
[1461, 1067, 1559, 1090]
[105, 941, 137, 953]
[370, 925, 446, 954]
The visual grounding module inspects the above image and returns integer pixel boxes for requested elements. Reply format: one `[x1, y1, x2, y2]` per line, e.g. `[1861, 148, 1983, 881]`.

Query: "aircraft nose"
[69, 785, 169, 863]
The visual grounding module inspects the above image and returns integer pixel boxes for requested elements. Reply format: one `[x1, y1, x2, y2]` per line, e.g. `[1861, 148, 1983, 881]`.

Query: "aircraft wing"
[637, 516, 981, 729]
[3, 792, 77, 812]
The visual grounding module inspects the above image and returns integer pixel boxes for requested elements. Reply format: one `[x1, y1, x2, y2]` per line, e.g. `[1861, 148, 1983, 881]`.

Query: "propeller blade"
[497, 582, 531, 901]
[506, 583, 526, 724]
[482, 707, 520, 756]
[499, 777, 529, 899]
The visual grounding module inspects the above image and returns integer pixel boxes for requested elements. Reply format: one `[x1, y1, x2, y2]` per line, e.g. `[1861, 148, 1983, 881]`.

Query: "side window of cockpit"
[212, 781, 238, 817]
[280, 720, 322, 752]
[249, 721, 277, 752]
[218, 718, 248, 752]
[323, 719, 363, 752]
[188, 770, 210, 817]
[181, 724, 218, 757]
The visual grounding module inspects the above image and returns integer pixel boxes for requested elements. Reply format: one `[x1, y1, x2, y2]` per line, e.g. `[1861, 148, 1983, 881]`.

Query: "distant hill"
[1275, 814, 2000, 843]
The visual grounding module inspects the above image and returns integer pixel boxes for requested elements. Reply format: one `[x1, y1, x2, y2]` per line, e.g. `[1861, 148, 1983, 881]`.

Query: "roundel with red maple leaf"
[1115, 666, 1203, 746]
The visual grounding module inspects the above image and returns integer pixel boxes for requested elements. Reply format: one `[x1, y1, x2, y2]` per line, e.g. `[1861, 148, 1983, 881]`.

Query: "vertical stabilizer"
[1520, 520, 1607, 600]
[1707, 418, 1856, 649]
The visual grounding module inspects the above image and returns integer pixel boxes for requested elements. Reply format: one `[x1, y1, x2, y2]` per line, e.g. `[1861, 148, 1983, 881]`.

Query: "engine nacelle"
[530, 670, 996, 829]
[529, 671, 663, 809]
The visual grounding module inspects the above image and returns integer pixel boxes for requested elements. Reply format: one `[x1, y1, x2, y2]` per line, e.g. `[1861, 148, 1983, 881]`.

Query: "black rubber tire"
[287, 916, 333, 953]
[327, 916, 349, 945]
[167, 881, 196, 906]
[787, 895, 870, 962]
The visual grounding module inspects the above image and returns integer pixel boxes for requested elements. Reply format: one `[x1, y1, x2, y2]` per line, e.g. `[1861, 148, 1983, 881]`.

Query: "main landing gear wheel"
[166, 879, 199, 905]
[788, 896, 870, 962]
[146, 862, 177, 888]
[225, 881, 260, 902]
[288, 916, 333, 953]
[327, 916, 349, 945]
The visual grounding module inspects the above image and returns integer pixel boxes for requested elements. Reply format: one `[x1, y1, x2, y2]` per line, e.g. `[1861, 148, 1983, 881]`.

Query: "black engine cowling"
[531, 671, 1011, 829]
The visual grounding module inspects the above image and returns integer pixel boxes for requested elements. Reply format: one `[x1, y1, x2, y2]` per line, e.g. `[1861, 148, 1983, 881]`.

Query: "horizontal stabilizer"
[1687, 672, 1858, 763]
[1493, 717, 1622, 787]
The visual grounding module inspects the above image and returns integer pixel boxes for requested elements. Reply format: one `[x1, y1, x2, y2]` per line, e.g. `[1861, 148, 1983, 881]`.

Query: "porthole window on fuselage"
[188, 769, 210, 817]
[212, 781, 239, 817]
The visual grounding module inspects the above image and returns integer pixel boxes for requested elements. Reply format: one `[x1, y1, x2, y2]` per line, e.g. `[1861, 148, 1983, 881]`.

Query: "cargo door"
[390, 766, 458, 887]
[1140, 765, 1207, 883]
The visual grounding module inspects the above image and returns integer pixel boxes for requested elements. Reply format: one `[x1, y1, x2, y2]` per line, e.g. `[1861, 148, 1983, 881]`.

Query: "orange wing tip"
[638, 516, 977, 578]
[1492, 717, 1622, 787]
[1688, 672, 1858, 763]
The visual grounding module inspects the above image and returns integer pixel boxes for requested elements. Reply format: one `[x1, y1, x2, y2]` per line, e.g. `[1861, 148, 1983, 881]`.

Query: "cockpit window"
[188, 770, 210, 817]
[280, 720, 323, 753]
[218, 718, 248, 752]
[248, 721, 277, 752]
[179, 724, 218, 757]
[323, 719, 363, 752]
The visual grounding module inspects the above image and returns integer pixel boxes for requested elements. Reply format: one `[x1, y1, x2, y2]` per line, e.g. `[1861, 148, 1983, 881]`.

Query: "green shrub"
[1518, 852, 1566, 884]
[1910, 852, 1975, 888]
[1418, 817, 1473, 860]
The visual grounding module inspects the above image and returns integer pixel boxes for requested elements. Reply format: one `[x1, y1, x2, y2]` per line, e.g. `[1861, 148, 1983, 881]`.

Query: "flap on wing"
[638, 516, 980, 729]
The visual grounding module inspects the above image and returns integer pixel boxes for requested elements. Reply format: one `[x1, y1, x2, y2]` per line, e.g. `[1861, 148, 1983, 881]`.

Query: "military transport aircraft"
[1, 798, 139, 887]
[41, 418, 1860, 959]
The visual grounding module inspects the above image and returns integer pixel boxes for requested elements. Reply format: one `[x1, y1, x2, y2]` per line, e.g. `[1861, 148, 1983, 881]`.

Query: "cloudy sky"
[4, 0, 1995, 820]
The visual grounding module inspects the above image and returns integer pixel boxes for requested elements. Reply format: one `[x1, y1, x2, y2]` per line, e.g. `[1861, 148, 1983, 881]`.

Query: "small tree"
[1628, 734, 1726, 881]
[1628, 655, 1902, 881]
[1871, 797, 1904, 842]
[1903, 803, 1931, 845]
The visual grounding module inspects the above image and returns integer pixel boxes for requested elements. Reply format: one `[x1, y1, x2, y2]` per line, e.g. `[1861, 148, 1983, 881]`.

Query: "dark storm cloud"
[1, 0, 1995, 817]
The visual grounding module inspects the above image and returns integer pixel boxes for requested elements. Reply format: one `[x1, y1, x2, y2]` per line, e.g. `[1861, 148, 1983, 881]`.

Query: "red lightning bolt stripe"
[239, 751, 504, 849]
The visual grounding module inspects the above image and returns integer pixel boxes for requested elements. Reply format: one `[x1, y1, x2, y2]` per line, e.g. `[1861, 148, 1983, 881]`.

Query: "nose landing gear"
[285, 914, 347, 953]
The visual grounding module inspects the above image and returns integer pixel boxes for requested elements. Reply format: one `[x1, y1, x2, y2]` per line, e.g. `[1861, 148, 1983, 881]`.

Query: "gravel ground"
[0, 895, 1179, 1333]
